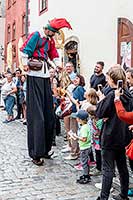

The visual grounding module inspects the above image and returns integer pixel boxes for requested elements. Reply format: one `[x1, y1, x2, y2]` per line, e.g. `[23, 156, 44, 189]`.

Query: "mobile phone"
[117, 80, 123, 89]
[117, 80, 123, 94]
[97, 84, 103, 91]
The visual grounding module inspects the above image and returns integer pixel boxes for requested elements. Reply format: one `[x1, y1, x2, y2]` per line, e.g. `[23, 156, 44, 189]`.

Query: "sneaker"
[64, 135, 68, 141]
[64, 154, 78, 160]
[23, 121, 27, 125]
[95, 183, 102, 189]
[96, 197, 100, 200]
[76, 175, 85, 182]
[3, 119, 13, 123]
[90, 168, 102, 176]
[61, 146, 71, 153]
[77, 175, 91, 184]
[128, 189, 133, 197]
[95, 183, 114, 192]
[74, 163, 83, 171]
[112, 194, 129, 200]
[88, 160, 96, 166]
[43, 151, 54, 159]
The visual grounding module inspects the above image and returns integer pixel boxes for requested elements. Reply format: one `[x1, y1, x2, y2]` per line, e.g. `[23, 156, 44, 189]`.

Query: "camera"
[97, 84, 103, 91]
[117, 80, 123, 94]
[117, 80, 123, 89]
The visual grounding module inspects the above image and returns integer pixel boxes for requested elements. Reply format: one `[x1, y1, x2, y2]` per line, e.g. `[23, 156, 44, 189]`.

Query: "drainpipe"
[25, 0, 29, 38]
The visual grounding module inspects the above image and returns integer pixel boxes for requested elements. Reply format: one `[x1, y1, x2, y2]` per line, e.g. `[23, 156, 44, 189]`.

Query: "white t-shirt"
[80, 100, 92, 111]
[1, 81, 16, 99]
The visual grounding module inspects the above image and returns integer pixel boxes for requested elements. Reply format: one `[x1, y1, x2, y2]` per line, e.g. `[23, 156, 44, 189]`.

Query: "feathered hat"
[45, 18, 72, 33]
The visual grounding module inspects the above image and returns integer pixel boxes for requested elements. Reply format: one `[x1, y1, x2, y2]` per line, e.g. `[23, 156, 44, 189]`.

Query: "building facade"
[0, 0, 6, 72]
[3, 0, 133, 77]
[27, 0, 133, 81]
[4, 0, 27, 72]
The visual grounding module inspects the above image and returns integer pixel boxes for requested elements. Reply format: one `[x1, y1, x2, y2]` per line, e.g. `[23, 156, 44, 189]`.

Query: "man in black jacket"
[96, 65, 132, 200]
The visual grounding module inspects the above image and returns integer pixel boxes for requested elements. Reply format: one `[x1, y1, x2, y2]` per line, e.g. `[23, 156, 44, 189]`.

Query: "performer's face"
[45, 29, 55, 37]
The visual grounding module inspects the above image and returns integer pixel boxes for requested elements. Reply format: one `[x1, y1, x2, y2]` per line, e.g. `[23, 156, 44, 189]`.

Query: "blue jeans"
[4, 95, 15, 116]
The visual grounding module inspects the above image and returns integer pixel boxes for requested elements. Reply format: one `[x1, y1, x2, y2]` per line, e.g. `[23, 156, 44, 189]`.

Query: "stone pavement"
[0, 109, 132, 200]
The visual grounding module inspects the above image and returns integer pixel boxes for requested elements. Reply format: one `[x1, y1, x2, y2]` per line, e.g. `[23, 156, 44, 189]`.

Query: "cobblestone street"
[0, 109, 132, 200]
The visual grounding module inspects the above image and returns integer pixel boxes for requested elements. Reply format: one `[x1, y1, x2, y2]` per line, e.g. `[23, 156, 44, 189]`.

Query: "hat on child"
[76, 110, 88, 120]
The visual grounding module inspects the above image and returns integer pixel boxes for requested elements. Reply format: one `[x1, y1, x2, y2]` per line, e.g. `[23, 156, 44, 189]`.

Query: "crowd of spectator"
[0, 62, 133, 200]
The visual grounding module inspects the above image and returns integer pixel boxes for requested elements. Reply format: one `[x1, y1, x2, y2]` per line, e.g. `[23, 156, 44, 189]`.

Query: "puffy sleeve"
[47, 38, 59, 61]
[114, 100, 133, 124]
[20, 31, 40, 58]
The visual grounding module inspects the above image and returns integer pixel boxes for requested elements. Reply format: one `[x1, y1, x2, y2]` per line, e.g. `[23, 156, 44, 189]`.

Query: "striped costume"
[20, 30, 59, 160]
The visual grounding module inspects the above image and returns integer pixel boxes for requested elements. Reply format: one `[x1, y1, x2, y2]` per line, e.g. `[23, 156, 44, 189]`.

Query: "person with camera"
[96, 65, 132, 200]
[114, 89, 133, 127]
[20, 18, 72, 166]
[114, 85, 133, 198]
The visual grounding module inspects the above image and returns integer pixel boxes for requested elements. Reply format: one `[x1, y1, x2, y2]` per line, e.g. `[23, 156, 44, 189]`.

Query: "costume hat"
[45, 18, 72, 33]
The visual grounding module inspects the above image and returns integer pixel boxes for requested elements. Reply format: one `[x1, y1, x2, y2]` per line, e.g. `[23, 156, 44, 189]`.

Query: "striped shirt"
[20, 31, 59, 78]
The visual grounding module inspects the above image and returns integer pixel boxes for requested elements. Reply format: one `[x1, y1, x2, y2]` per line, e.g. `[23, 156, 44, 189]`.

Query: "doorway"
[118, 17, 133, 70]
[64, 36, 80, 73]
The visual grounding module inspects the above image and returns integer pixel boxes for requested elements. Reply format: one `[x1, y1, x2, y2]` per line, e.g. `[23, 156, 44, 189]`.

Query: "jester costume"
[20, 18, 72, 162]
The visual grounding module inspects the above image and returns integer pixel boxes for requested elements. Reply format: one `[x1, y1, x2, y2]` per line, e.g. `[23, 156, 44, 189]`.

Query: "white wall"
[29, 0, 133, 81]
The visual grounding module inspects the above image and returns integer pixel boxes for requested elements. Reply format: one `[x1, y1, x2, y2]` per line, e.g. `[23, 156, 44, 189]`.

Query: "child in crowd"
[66, 88, 99, 167]
[72, 110, 92, 184]
[79, 88, 99, 111]
[87, 106, 103, 176]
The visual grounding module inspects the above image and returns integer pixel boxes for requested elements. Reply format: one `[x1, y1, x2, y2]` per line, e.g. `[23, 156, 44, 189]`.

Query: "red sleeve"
[48, 38, 59, 61]
[114, 100, 133, 124]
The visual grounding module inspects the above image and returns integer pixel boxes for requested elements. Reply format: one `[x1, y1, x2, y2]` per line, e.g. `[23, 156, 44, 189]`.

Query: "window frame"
[7, 24, 11, 43]
[12, 45, 16, 58]
[12, 0, 16, 5]
[12, 21, 16, 41]
[39, 0, 48, 15]
[7, 0, 11, 9]
[22, 14, 26, 36]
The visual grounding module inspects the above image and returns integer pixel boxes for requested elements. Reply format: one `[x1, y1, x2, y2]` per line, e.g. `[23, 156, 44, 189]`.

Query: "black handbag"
[27, 58, 43, 71]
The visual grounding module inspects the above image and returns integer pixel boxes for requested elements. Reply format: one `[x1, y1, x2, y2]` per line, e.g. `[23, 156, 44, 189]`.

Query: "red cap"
[49, 18, 72, 31]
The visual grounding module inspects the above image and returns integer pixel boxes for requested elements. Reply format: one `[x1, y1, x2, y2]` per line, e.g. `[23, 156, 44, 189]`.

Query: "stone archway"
[64, 36, 80, 73]
[118, 17, 133, 69]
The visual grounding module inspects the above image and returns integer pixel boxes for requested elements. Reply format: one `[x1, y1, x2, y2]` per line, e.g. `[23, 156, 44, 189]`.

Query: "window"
[12, 0, 16, 4]
[12, 22, 16, 40]
[22, 15, 26, 35]
[7, 25, 11, 43]
[117, 18, 133, 69]
[39, 0, 48, 14]
[12, 45, 16, 57]
[7, 0, 11, 8]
